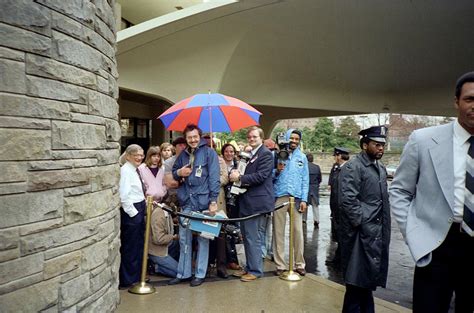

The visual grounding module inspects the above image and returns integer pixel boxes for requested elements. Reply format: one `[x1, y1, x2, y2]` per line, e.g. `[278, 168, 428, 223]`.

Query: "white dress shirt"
[453, 119, 470, 222]
[119, 161, 146, 217]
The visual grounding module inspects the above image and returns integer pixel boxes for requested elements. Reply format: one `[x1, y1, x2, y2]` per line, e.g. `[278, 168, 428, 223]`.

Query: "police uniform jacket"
[338, 151, 391, 289]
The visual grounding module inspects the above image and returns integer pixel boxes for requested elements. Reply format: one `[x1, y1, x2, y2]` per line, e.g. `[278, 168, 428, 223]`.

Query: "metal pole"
[129, 196, 156, 294]
[280, 196, 302, 281]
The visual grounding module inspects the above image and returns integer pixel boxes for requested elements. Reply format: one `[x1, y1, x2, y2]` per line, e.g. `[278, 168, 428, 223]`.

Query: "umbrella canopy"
[158, 93, 262, 133]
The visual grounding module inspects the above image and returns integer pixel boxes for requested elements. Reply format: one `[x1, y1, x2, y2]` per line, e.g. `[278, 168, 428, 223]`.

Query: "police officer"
[326, 147, 350, 266]
[338, 126, 391, 313]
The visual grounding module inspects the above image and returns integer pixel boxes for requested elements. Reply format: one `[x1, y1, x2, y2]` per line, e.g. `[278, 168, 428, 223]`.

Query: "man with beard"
[272, 129, 309, 276]
[168, 124, 220, 287]
[338, 126, 391, 313]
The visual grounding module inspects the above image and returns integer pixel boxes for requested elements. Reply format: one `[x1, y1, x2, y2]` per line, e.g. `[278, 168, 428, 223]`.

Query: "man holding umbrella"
[168, 124, 220, 287]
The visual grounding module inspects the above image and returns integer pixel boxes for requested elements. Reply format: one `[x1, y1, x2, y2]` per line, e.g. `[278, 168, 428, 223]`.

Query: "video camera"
[226, 151, 252, 206]
[223, 223, 242, 244]
[275, 132, 290, 162]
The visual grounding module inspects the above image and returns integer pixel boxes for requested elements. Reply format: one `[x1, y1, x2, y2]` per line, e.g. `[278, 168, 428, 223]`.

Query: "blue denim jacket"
[172, 139, 220, 211]
[273, 129, 309, 201]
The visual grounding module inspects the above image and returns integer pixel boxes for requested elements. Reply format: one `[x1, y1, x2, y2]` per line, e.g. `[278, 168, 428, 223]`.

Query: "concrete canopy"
[117, 0, 474, 129]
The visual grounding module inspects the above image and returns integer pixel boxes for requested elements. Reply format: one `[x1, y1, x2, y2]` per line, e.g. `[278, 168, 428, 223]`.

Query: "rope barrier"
[152, 201, 289, 223]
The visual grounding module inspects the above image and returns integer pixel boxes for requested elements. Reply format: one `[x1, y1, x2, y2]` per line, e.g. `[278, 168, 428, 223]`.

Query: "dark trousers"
[413, 223, 474, 313]
[342, 284, 375, 313]
[119, 201, 146, 287]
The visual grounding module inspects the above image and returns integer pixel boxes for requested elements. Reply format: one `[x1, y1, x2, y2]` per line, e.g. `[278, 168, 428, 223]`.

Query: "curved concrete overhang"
[117, 0, 474, 120]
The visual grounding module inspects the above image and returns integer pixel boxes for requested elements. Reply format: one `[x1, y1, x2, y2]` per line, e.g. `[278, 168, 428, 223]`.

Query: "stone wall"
[0, 1, 121, 311]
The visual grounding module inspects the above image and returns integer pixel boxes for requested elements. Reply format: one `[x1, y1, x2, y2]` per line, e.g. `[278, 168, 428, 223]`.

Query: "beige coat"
[217, 157, 229, 214]
[148, 206, 174, 257]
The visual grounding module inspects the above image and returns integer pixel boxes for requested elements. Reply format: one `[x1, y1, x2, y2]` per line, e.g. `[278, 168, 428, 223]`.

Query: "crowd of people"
[118, 71, 474, 313]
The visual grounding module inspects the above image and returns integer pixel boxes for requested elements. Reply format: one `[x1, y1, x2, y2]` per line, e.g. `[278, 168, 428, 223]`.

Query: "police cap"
[333, 147, 350, 156]
[358, 125, 388, 143]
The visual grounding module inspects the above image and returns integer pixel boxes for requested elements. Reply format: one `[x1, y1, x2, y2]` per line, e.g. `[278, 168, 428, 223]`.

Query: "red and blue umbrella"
[158, 93, 262, 133]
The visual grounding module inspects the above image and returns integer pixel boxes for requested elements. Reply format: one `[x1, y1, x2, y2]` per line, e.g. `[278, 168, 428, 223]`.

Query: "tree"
[310, 117, 336, 152]
[334, 116, 360, 150]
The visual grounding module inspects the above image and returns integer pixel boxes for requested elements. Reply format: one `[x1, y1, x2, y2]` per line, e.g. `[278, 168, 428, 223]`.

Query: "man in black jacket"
[338, 126, 391, 313]
[304, 153, 322, 228]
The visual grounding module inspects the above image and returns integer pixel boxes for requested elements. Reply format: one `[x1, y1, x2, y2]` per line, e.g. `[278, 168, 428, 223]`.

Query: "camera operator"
[229, 126, 275, 282]
[273, 129, 309, 276]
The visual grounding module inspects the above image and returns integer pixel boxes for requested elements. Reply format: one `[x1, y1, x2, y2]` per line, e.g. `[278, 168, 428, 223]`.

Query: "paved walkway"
[117, 262, 411, 313]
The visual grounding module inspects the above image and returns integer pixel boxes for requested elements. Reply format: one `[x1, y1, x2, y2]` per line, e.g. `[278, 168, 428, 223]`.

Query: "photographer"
[220, 143, 242, 271]
[229, 126, 275, 282]
[272, 129, 309, 276]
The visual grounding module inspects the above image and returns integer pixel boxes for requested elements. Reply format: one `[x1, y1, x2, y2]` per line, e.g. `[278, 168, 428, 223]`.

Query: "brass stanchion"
[280, 196, 302, 281]
[129, 196, 156, 294]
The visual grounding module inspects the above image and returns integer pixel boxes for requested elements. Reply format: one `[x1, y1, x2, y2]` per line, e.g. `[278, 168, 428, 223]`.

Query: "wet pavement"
[301, 192, 415, 309]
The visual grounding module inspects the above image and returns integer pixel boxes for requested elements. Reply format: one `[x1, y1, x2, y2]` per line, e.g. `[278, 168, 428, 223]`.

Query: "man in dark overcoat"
[338, 126, 391, 313]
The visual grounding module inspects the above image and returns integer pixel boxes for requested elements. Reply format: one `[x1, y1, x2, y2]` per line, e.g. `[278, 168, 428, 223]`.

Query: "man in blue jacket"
[168, 124, 220, 287]
[273, 129, 309, 276]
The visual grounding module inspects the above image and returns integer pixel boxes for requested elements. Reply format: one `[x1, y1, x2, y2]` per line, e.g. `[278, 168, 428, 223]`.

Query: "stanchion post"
[280, 196, 302, 281]
[129, 196, 156, 294]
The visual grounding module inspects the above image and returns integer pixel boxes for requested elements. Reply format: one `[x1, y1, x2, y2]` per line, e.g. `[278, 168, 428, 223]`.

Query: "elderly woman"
[119, 144, 146, 288]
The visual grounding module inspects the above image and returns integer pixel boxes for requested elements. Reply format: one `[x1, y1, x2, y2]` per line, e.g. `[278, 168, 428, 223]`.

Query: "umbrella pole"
[208, 91, 213, 149]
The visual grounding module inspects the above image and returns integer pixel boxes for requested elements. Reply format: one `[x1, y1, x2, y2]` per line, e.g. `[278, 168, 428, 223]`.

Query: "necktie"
[462, 136, 474, 236]
[136, 168, 147, 197]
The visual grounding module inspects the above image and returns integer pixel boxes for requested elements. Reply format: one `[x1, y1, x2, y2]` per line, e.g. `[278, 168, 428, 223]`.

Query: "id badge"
[195, 165, 202, 178]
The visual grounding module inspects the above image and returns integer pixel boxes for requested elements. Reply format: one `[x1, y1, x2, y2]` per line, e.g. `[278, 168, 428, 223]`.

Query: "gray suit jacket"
[389, 122, 455, 266]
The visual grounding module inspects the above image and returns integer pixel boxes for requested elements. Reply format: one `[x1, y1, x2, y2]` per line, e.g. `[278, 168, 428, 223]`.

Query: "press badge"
[195, 165, 202, 177]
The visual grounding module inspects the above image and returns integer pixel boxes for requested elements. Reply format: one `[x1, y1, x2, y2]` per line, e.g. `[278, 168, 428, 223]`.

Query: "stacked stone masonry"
[0, 0, 121, 311]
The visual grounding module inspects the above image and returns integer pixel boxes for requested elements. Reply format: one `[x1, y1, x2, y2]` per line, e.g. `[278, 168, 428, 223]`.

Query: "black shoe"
[168, 277, 191, 285]
[190, 277, 205, 287]
[217, 270, 229, 279]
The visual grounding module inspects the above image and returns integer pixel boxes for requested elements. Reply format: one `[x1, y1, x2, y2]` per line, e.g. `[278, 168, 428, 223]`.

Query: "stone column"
[0, 0, 121, 311]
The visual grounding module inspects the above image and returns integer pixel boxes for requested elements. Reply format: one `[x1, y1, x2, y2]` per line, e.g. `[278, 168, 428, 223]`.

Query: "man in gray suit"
[390, 72, 474, 313]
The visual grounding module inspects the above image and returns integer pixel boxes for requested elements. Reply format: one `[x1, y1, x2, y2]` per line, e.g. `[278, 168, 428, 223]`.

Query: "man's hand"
[178, 164, 192, 177]
[208, 202, 218, 216]
[229, 169, 240, 182]
[299, 201, 307, 213]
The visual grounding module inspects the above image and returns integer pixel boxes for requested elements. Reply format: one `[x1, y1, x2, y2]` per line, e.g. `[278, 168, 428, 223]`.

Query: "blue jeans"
[149, 254, 178, 278]
[241, 215, 266, 277]
[176, 207, 210, 279]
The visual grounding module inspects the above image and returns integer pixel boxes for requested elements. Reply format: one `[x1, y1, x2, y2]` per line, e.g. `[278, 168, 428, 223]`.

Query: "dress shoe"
[274, 269, 285, 276]
[217, 270, 229, 279]
[314, 221, 319, 228]
[232, 269, 247, 277]
[240, 273, 258, 282]
[168, 277, 192, 285]
[227, 262, 241, 270]
[190, 277, 205, 287]
[295, 268, 306, 276]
